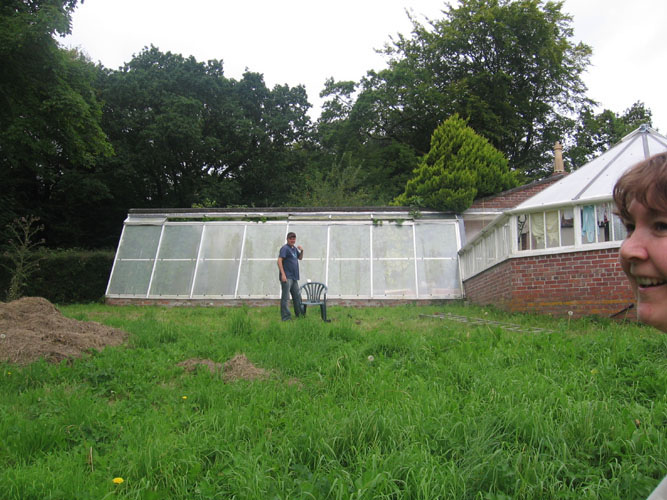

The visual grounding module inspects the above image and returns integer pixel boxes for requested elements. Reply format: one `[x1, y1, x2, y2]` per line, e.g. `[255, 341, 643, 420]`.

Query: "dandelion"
[590, 368, 599, 375]
[182, 396, 188, 400]
[112, 477, 124, 484]
[367, 355, 374, 363]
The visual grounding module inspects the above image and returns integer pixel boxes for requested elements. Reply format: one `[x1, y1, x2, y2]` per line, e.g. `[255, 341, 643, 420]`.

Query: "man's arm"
[277, 256, 287, 282]
[297, 245, 304, 260]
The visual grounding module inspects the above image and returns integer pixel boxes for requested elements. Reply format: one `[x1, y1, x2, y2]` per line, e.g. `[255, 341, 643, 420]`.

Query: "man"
[277, 232, 303, 321]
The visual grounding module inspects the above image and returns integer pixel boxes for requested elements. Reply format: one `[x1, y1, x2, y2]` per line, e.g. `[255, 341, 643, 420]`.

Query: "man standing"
[277, 232, 303, 321]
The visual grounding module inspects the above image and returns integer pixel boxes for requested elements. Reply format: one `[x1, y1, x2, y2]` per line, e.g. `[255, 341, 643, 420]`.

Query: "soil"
[178, 354, 272, 383]
[0, 297, 127, 365]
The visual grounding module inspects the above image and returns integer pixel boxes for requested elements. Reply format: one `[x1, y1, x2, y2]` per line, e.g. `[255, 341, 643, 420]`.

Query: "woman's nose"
[619, 229, 649, 262]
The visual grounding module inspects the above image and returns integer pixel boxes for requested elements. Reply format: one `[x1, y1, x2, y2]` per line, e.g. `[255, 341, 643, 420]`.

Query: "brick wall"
[463, 247, 635, 318]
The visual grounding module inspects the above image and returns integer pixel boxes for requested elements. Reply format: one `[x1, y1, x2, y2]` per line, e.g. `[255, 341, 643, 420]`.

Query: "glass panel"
[612, 213, 627, 241]
[244, 224, 287, 259]
[199, 225, 244, 259]
[415, 223, 458, 257]
[300, 260, 326, 287]
[236, 260, 277, 296]
[517, 214, 530, 250]
[560, 208, 575, 246]
[158, 225, 202, 259]
[192, 261, 239, 296]
[290, 224, 328, 260]
[373, 224, 414, 258]
[107, 261, 153, 295]
[486, 233, 495, 264]
[117, 225, 162, 259]
[597, 203, 612, 242]
[329, 225, 370, 259]
[545, 211, 560, 248]
[149, 261, 196, 296]
[531, 213, 545, 249]
[418, 260, 459, 296]
[373, 259, 415, 296]
[327, 260, 371, 296]
[581, 205, 597, 244]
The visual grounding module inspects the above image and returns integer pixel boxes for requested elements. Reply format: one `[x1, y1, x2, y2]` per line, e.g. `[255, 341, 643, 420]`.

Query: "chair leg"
[320, 302, 329, 322]
[302, 304, 307, 316]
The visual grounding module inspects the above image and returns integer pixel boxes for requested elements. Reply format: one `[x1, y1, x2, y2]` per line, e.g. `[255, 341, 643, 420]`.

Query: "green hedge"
[0, 249, 115, 304]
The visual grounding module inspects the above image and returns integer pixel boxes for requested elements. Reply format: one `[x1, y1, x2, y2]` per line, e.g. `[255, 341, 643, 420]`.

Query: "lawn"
[1, 303, 666, 499]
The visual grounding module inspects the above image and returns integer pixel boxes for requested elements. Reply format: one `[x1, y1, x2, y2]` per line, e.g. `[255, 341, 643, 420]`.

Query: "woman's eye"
[654, 221, 667, 232]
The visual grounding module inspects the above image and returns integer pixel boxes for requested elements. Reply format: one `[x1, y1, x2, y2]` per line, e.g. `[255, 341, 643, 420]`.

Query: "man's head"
[286, 232, 297, 247]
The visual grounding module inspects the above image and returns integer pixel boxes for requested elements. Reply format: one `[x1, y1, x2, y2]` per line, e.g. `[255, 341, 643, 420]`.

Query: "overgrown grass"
[1, 303, 665, 499]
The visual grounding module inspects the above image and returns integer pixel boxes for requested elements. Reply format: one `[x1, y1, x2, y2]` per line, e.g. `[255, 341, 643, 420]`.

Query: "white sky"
[61, 0, 666, 131]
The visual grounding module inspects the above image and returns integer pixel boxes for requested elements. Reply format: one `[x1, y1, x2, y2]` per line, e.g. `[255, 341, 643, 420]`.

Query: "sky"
[61, 0, 666, 131]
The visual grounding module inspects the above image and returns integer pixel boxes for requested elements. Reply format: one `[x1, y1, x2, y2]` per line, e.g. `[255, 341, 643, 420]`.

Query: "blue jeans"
[280, 278, 303, 321]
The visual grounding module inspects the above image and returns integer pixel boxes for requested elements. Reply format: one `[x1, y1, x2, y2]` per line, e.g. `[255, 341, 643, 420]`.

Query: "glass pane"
[415, 223, 458, 257]
[517, 214, 530, 250]
[192, 260, 239, 296]
[329, 225, 370, 259]
[531, 213, 545, 249]
[417, 260, 459, 297]
[117, 225, 162, 259]
[560, 208, 574, 246]
[328, 260, 371, 296]
[373, 224, 413, 259]
[546, 211, 560, 248]
[107, 260, 153, 295]
[290, 224, 328, 260]
[199, 225, 244, 259]
[597, 203, 612, 242]
[300, 260, 327, 287]
[244, 224, 287, 259]
[612, 213, 627, 241]
[149, 261, 196, 296]
[236, 260, 278, 296]
[581, 205, 597, 244]
[373, 259, 415, 296]
[158, 225, 202, 259]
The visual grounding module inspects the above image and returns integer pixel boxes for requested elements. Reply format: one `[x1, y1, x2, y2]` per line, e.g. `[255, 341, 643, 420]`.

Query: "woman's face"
[619, 199, 667, 332]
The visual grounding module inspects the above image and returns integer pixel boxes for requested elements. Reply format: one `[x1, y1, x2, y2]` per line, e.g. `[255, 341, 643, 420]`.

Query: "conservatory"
[106, 208, 464, 304]
[458, 125, 667, 317]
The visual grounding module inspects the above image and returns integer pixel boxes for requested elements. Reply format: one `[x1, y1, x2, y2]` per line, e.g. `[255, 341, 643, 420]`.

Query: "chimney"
[553, 141, 564, 174]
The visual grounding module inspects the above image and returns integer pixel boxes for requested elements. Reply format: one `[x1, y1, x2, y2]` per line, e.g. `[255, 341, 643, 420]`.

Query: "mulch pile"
[177, 354, 272, 383]
[0, 297, 127, 365]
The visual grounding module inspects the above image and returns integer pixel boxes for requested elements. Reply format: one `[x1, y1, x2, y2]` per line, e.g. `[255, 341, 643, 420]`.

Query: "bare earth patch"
[0, 297, 127, 365]
[178, 354, 273, 383]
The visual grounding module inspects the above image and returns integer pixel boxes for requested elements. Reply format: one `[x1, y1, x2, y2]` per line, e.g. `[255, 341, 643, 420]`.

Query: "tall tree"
[395, 114, 517, 212]
[0, 0, 113, 246]
[567, 101, 653, 169]
[323, 0, 592, 185]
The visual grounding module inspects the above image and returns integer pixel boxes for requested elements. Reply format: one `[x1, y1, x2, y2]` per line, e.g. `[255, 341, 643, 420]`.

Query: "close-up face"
[619, 199, 667, 332]
[287, 235, 296, 247]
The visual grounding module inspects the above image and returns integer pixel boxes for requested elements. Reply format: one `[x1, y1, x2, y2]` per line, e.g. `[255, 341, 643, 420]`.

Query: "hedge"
[0, 249, 115, 304]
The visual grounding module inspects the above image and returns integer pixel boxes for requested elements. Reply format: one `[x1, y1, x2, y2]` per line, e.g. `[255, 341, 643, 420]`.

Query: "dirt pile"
[178, 354, 272, 382]
[0, 297, 127, 365]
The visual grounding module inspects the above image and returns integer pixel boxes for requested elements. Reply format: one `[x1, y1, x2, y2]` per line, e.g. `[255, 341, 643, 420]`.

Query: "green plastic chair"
[299, 282, 329, 322]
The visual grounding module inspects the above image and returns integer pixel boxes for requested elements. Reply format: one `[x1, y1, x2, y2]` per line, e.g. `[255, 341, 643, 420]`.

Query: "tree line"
[1, 0, 653, 249]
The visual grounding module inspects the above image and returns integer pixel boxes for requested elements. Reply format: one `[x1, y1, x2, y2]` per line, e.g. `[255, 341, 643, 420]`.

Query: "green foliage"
[395, 114, 517, 212]
[567, 101, 653, 169]
[1, 216, 45, 301]
[0, 304, 665, 498]
[0, 248, 114, 304]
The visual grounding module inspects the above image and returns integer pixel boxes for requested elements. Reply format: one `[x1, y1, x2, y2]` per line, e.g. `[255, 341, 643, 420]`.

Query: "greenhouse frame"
[106, 208, 464, 304]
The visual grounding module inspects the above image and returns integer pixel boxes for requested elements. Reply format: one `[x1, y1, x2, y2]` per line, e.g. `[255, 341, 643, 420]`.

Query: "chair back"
[300, 282, 327, 303]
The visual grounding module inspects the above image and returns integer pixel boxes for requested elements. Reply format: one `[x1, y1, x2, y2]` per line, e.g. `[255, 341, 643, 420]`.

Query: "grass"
[1, 303, 666, 499]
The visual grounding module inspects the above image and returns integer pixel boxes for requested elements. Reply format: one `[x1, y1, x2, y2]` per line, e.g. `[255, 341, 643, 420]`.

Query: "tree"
[0, 0, 113, 247]
[395, 114, 517, 212]
[567, 101, 653, 169]
[329, 0, 592, 183]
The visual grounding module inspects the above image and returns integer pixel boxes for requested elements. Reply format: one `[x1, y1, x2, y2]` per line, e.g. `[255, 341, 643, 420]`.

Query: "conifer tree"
[395, 114, 517, 212]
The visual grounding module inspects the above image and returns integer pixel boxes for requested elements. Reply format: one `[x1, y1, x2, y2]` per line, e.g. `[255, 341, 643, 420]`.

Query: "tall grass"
[1, 304, 665, 499]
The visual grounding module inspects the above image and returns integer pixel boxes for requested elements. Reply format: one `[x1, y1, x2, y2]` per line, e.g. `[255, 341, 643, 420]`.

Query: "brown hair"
[613, 152, 667, 220]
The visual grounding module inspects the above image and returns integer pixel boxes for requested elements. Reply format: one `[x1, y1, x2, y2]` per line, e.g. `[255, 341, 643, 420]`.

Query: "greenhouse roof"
[511, 125, 667, 213]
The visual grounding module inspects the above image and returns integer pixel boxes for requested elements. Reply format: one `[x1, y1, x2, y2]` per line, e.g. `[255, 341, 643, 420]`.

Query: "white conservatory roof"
[511, 125, 667, 213]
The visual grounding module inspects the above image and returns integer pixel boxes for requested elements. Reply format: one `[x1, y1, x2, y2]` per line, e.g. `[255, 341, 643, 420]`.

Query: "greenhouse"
[458, 124, 667, 317]
[106, 208, 464, 303]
